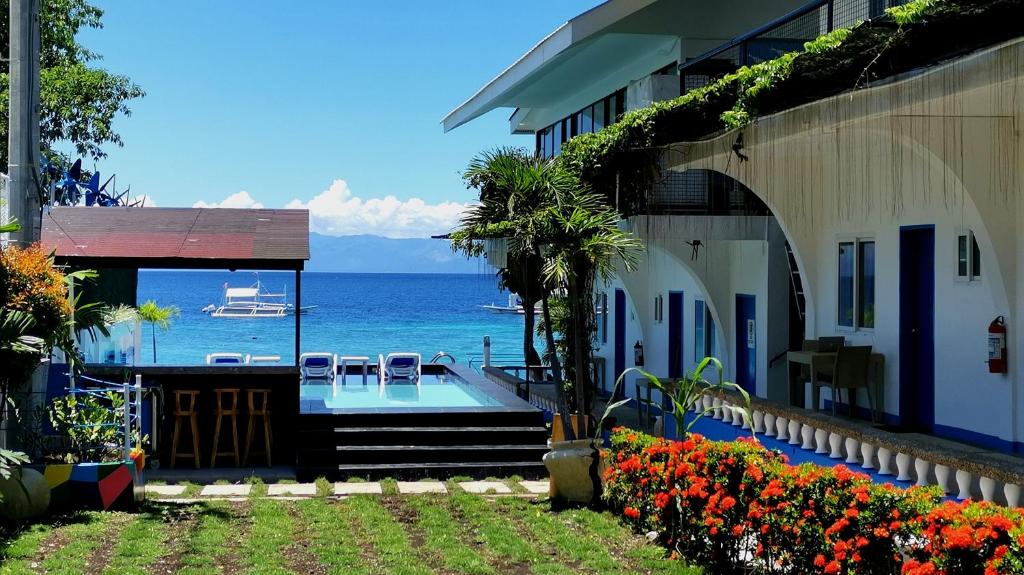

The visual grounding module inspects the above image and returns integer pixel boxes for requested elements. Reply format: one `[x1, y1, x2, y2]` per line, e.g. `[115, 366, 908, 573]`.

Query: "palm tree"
[540, 188, 643, 437]
[137, 300, 179, 363]
[452, 148, 575, 436]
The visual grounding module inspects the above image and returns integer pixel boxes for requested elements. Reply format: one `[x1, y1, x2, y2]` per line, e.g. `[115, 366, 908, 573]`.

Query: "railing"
[679, 0, 910, 92]
[69, 374, 144, 462]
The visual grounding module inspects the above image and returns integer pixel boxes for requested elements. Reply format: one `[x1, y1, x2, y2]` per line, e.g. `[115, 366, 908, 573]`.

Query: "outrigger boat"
[479, 293, 540, 315]
[204, 274, 316, 318]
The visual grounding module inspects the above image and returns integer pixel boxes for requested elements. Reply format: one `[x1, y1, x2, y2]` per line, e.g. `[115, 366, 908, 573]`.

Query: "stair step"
[333, 426, 547, 433]
[336, 444, 548, 451]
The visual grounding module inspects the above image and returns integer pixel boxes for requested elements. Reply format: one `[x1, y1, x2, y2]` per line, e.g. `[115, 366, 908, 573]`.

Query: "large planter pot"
[0, 468, 50, 521]
[33, 461, 143, 511]
[543, 438, 601, 505]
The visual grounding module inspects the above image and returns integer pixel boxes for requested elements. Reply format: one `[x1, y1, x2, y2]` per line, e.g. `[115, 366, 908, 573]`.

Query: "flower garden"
[603, 428, 1024, 574]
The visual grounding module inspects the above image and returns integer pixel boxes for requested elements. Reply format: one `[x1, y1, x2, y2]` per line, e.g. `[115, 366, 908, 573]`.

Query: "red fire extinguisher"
[988, 316, 1007, 374]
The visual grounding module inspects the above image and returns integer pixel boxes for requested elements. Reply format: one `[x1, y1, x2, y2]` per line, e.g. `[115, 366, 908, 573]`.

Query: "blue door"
[900, 226, 935, 431]
[668, 292, 684, 378]
[735, 294, 756, 394]
[614, 289, 626, 398]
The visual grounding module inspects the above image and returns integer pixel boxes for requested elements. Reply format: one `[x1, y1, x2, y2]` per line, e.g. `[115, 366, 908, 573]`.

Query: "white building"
[445, 0, 1024, 454]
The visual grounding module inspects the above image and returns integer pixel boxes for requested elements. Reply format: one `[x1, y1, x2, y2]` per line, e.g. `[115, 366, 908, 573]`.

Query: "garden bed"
[604, 428, 1024, 574]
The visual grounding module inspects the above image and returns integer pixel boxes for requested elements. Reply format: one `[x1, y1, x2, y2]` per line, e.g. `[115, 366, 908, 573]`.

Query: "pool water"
[301, 373, 502, 410]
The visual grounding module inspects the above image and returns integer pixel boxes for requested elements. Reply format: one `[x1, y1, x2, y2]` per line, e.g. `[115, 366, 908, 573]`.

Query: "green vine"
[557, 0, 1016, 212]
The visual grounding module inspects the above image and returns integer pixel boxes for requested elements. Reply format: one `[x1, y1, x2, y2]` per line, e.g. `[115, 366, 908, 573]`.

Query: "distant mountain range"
[306, 233, 490, 274]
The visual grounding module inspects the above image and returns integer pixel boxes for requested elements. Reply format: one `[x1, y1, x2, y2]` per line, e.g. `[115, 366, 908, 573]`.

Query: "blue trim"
[735, 294, 757, 394]
[899, 225, 936, 431]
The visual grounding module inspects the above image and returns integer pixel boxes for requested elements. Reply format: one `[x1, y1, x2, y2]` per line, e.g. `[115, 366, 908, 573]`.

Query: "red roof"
[41, 207, 309, 270]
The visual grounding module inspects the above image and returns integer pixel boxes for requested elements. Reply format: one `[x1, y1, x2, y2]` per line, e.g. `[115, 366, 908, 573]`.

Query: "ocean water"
[136, 271, 526, 366]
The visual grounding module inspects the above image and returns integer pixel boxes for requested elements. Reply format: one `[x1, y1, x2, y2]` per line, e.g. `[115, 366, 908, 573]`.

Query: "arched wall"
[662, 38, 1024, 449]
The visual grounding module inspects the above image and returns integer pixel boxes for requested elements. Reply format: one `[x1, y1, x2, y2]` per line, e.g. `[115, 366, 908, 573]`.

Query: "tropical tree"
[137, 300, 179, 363]
[452, 148, 575, 436]
[539, 187, 643, 437]
[0, 0, 145, 166]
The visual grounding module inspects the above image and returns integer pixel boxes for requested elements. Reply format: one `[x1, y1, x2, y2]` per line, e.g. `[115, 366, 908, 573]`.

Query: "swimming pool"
[300, 372, 503, 411]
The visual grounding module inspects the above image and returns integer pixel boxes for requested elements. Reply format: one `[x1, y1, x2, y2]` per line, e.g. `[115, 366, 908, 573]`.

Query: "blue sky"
[73, 1, 599, 237]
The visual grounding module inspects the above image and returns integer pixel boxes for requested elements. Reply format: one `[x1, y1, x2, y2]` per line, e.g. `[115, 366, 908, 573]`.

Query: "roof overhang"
[441, 0, 661, 132]
[41, 207, 310, 271]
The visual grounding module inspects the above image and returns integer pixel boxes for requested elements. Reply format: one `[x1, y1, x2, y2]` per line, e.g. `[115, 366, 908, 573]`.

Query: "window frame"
[955, 229, 982, 283]
[836, 235, 875, 332]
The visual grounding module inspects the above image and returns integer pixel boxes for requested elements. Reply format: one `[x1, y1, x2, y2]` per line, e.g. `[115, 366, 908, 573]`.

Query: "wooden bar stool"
[210, 388, 241, 467]
[170, 390, 201, 469]
[244, 389, 273, 467]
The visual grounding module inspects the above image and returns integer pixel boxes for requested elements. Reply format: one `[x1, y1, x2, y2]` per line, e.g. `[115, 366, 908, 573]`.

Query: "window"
[956, 230, 982, 281]
[533, 88, 627, 157]
[838, 239, 875, 329]
[694, 300, 717, 361]
[596, 293, 608, 344]
[694, 300, 706, 360]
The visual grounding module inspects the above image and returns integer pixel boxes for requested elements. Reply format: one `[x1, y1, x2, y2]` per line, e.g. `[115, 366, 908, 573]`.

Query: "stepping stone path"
[267, 483, 318, 496]
[146, 484, 186, 497]
[519, 480, 550, 494]
[334, 482, 384, 495]
[200, 484, 251, 497]
[457, 481, 512, 494]
[148, 479, 547, 498]
[397, 481, 447, 494]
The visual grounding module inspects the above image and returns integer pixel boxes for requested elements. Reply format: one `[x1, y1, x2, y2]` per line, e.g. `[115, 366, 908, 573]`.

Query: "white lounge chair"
[206, 352, 248, 365]
[378, 353, 422, 382]
[299, 352, 336, 381]
[249, 355, 282, 364]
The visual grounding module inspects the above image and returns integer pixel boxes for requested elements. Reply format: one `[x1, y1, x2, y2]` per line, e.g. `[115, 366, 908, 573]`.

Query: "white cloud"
[193, 191, 264, 209]
[284, 179, 469, 239]
[129, 194, 157, 207]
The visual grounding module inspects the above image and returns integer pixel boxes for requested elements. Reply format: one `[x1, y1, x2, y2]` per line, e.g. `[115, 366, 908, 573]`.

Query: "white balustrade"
[788, 420, 802, 445]
[845, 437, 860, 464]
[914, 458, 931, 487]
[860, 443, 876, 469]
[828, 432, 844, 459]
[955, 470, 973, 500]
[801, 424, 815, 450]
[934, 464, 951, 494]
[752, 410, 765, 434]
[980, 477, 997, 503]
[763, 413, 776, 437]
[1004, 483, 1021, 508]
[896, 453, 913, 481]
[814, 429, 829, 454]
[877, 448, 894, 475]
[776, 417, 789, 441]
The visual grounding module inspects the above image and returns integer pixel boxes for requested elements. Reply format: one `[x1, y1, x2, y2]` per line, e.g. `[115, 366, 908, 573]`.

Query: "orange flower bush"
[0, 243, 72, 338]
[603, 428, 1021, 574]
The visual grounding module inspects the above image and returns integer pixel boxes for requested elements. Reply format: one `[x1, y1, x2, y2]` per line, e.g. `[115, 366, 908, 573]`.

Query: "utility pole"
[6, 0, 42, 246]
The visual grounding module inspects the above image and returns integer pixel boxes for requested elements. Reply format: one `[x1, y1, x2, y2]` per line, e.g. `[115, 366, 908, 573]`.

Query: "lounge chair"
[299, 352, 336, 381]
[378, 353, 422, 382]
[249, 355, 281, 364]
[206, 352, 248, 365]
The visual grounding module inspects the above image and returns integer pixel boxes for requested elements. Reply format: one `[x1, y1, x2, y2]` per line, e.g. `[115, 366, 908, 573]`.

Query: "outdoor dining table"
[786, 350, 886, 421]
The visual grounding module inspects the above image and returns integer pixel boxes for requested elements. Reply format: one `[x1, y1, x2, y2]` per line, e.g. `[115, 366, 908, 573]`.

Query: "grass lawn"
[0, 493, 699, 575]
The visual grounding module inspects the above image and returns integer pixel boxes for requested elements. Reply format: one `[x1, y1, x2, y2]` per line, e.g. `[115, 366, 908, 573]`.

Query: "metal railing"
[679, 0, 910, 92]
[69, 374, 144, 462]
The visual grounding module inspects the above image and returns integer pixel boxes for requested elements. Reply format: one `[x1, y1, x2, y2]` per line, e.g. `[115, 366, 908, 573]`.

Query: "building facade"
[444, 0, 1024, 453]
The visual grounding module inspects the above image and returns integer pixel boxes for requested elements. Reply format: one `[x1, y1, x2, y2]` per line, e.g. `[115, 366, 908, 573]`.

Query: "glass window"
[957, 234, 969, 278]
[593, 103, 605, 132]
[706, 312, 716, 357]
[596, 293, 608, 344]
[613, 91, 625, 119]
[581, 106, 594, 134]
[553, 121, 563, 155]
[838, 242, 855, 328]
[570, 113, 580, 138]
[694, 300, 706, 361]
[972, 234, 981, 278]
[858, 241, 875, 329]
